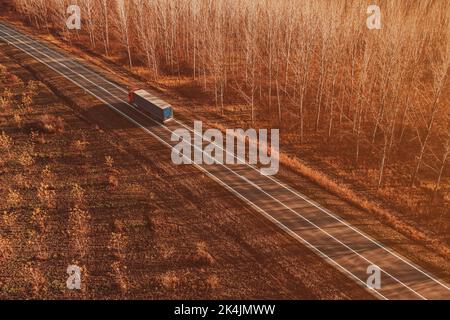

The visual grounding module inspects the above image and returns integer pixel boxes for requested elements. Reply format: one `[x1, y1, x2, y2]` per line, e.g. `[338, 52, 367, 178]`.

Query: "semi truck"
[128, 89, 174, 123]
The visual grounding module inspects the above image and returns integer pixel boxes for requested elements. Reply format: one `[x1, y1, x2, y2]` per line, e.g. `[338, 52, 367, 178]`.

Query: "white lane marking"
[4, 22, 445, 292]
[0, 26, 440, 299]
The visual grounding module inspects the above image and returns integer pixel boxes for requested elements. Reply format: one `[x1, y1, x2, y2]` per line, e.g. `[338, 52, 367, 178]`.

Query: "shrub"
[37, 182, 56, 209]
[2, 88, 13, 100]
[108, 175, 119, 188]
[24, 264, 46, 295]
[7, 73, 21, 84]
[73, 139, 89, 152]
[111, 261, 128, 292]
[18, 151, 34, 167]
[160, 271, 179, 290]
[6, 189, 21, 208]
[0, 131, 13, 151]
[0, 236, 13, 261]
[26, 81, 38, 97]
[13, 114, 23, 128]
[105, 155, 114, 168]
[39, 114, 65, 133]
[195, 241, 215, 265]
[206, 275, 220, 290]
[0, 97, 11, 110]
[109, 232, 127, 258]
[21, 93, 33, 107]
[31, 207, 47, 230]
[0, 64, 7, 78]
[2, 211, 17, 230]
[71, 183, 86, 206]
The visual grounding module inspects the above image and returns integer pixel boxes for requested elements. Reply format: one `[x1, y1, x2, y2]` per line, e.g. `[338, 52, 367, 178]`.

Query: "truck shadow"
[80, 102, 162, 131]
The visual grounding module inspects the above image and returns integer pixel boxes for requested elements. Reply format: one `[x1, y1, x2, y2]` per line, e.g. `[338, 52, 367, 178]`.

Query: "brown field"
[0, 31, 372, 299]
[0, 0, 449, 299]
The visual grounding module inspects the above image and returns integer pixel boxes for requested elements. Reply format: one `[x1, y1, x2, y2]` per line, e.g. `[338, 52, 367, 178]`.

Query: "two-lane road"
[0, 21, 448, 300]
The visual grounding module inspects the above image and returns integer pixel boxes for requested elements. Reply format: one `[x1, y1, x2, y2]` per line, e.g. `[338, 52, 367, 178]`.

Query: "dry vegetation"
[0, 42, 371, 299]
[8, 0, 449, 237]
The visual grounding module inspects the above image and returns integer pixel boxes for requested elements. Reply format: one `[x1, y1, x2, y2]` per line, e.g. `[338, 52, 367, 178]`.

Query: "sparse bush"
[108, 175, 119, 188]
[21, 93, 33, 107]
[8, 73, 21, 84]
[206, 275, 220, 290]
[24, 264, 46, 295]
[26, 81, 38, 98]
[0, 236, 13, 261]
[195, 241, 215, 265]
[0, 97, 11, 110]
[2, 88, 13, 100]
[0, 131, 13, 151]
[0, 65, 7, 78]
[71, 183, 86, 206]
[41, 166, 55, 182]
[39, 114, 65, 133]
[13, 114, 23, 128]
[68, 205, 90, 258]
[2, 211, 17, 230]
[37, 182, 56, 209]
[31, 208, 47, 230]
[73, 139, 89, 153]
[105, 155, 114, 168]
[18, 151, 34, 167]
[111, 261, 128, 292]
[30, 130, 45, 144]
[109, 232, 127, 258]
[69, 206, 90, 230]
[14, 173, 31, 189]
[6, 189, 21, 208]
[160, 271, 179, 290]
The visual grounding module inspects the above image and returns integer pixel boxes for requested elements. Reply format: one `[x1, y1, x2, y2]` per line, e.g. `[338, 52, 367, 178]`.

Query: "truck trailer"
[128, 89, 174, 123]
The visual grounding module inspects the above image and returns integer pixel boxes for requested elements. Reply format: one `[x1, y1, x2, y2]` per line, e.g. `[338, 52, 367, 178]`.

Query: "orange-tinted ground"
[0, 38, 372, 299]
[0, 1, 448, 299]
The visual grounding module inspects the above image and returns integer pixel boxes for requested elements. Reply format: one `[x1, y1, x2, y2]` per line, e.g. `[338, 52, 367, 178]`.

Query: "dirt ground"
[0, 35, 374, 299]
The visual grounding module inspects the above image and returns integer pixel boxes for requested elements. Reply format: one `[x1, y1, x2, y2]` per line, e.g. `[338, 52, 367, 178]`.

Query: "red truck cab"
[128, 90, 135, 103]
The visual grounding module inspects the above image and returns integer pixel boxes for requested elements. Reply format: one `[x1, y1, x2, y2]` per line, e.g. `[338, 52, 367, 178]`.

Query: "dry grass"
[206, 275, 220, 290]
[281, 153, 450, 257]
[2, 210, 17, 230]
[39, 114, 65, 133]
[160, 271, 179, 290]
[105, 155, 114, 168]
[0, 236, 13, 261]
[195, 241, 215, 265]
[0, 131, 12, 151]
[108, 175, 119, 189]
[6, 189, 21, 208]
[31, 207, 47, 231]
[109, 232, 128, 259]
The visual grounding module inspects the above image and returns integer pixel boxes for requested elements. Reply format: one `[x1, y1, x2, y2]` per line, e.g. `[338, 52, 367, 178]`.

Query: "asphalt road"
[0, 21, 448, 300]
